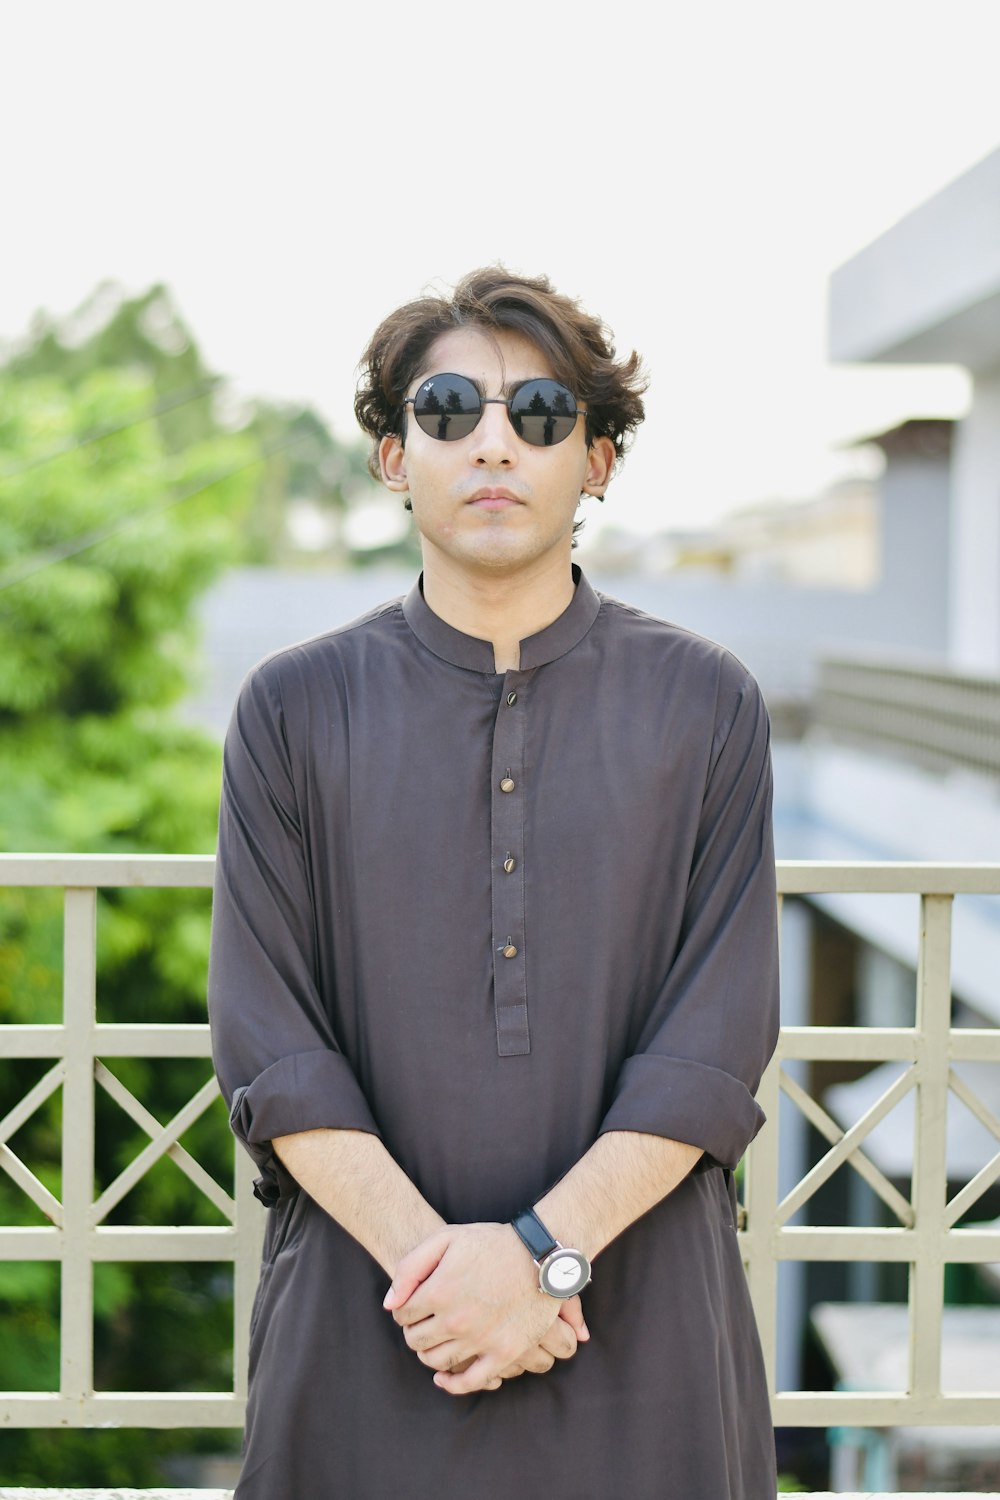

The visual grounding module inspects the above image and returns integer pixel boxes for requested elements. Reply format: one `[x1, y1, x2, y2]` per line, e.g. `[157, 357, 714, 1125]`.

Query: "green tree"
[3, 280, 404, 567]
[0, 364, 257, 1483]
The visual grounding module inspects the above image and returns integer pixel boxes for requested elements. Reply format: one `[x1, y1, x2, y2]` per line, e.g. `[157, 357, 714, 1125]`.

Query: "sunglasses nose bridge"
[467, 396, 519, 461]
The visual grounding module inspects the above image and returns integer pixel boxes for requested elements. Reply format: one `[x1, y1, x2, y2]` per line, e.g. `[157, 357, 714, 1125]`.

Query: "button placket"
[490, 672, 529, 1055]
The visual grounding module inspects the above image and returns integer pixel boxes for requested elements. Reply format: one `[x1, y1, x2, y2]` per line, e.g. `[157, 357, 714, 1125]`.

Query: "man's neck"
[421, 551, 576, 672]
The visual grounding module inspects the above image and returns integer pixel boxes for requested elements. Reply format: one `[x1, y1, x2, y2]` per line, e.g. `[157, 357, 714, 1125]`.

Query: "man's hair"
[354, 266, 648, 483]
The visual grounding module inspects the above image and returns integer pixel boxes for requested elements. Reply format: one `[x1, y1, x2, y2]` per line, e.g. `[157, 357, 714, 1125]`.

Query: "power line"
[0, 435, 303, 594]
[0, 376, 228, 480]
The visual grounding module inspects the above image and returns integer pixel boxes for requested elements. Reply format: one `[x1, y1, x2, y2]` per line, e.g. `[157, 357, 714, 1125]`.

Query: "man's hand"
[494, 1307, 584, 1380]
[383, 1222, 589, 1395]
[442, 1307, 584, 1386]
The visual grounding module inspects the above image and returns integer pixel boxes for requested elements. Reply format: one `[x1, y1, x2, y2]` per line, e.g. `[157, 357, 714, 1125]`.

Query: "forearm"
[535, 1130, 703, 1261]
[273, 1127, 444, 1276]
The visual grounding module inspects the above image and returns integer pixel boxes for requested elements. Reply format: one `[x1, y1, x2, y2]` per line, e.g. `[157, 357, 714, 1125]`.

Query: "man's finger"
[383, 1235, 448, 1311]
[392, 1301, 431, 1328]
[515, 1350, 556, 1375]
[403, 1317, 448, 1352]
[539, 1322, 578, 1360]
[433, 1356, 505, 1396]
[417, 1341, 473, 1372]
[557, 1295, 590, 1341]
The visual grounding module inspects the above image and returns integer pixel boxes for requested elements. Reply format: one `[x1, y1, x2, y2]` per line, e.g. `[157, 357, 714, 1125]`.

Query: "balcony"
[1, 853, 999, 1497]
[814, 653, 1000, 781]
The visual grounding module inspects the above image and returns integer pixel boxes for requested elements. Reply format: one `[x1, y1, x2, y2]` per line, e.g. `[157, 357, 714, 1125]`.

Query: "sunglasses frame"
[403, 372, 588, 447]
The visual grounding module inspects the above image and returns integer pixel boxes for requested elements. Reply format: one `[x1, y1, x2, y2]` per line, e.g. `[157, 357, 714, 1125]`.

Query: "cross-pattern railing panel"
[745, 862, 1000, 1428]
[0, 1059, 66, 1225]
[778, 1068, 914, 1226]
[0, 855, 998, 1430]
[775, 1066, 918, 1225]
[0, 855, 263, 1427]
[93, 1061, 235, 1222]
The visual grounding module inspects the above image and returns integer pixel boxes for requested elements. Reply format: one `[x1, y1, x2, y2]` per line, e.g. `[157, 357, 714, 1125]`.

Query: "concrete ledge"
[0, 1492, 233, 1499]
[0, 1492, 232, 1499]
[0, 1493, 233, 1499]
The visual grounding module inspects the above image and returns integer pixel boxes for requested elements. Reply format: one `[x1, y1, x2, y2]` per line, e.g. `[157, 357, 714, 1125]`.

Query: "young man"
[208, 269, 780, 1498]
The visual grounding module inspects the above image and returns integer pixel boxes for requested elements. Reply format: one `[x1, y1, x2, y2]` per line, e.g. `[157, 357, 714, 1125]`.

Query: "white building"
[830, 145, 1000, 673]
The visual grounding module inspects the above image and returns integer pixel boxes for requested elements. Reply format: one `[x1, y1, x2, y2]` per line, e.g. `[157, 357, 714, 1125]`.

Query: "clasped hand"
[383, 1222, 589, 1395]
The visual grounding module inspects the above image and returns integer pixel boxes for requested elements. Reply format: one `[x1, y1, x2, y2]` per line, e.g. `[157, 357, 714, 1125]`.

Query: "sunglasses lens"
[412, 374, 481, 441]
[509, 379, 579, 446]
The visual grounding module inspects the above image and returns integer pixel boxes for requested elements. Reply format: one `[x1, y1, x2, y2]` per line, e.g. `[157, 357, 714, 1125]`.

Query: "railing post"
[60, 887, 97, 1410]
[908, 892, 952, 1402]
[745, 1049, 781, 1398]
[232, 1147, 265, 1399]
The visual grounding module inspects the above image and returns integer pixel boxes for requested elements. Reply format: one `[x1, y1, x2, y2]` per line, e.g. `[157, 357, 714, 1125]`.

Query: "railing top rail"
[821, 650, 1000, 691]
[2, 854, 998, 896]
[0, 853, 215, 887]
[777, 860, 1000, 894]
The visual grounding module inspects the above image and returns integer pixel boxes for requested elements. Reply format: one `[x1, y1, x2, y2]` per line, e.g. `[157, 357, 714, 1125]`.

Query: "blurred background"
[1, 1, 999, 1490]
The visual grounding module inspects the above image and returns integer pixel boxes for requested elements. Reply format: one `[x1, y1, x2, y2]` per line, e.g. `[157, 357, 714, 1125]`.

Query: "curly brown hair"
[354, 267, 648, 484]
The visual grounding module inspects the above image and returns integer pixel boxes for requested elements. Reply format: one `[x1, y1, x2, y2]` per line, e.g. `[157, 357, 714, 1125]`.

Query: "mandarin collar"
[402, 565, 601, 673]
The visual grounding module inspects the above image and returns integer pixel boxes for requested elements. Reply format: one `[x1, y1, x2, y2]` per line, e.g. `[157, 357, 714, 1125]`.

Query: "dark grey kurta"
[208, 567, 780, 1500]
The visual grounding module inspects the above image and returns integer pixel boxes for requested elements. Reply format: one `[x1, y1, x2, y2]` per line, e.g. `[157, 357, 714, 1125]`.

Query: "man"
[208, 268, 780, 1499]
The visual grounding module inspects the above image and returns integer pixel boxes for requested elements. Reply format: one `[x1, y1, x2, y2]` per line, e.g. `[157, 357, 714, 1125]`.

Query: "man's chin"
[424, 531, 573, 578]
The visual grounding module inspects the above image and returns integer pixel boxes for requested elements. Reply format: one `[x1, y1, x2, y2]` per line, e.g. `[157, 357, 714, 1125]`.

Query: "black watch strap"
[510, 1207, 559, 1263]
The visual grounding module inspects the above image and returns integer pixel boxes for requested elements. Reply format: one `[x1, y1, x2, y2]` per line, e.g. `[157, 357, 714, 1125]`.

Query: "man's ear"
[379, 434, 408, 492]
[583, 434, 615, 500]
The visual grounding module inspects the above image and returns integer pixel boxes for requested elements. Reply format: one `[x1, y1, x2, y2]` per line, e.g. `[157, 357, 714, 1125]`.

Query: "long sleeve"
[207, 660, 379, 1204]
[597, 659, 780, 1169]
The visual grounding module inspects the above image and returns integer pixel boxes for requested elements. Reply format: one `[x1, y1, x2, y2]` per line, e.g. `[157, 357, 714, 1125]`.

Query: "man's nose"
[467, 401, 518, 467]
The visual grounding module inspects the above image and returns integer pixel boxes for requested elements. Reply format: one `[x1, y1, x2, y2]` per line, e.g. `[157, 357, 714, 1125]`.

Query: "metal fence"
[1, 854, 999, 1431]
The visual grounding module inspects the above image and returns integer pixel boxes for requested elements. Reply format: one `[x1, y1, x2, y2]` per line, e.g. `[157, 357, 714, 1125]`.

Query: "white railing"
[750, 861, 1000, 1428]
[1, 854, 999, 1432]
[0, 854, 260, 1429]
[816, 654, 1000, 778]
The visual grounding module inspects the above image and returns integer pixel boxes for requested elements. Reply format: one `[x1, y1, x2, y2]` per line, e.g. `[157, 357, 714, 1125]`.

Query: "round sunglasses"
[403, 373, 586, 447]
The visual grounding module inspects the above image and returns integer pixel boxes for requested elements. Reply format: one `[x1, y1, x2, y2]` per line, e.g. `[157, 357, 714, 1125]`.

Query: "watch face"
[539, 1248, 590, 1298]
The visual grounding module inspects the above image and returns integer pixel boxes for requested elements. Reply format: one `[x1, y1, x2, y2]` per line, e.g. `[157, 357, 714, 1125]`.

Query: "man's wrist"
[510, 1207, 592, 1298]
[531, 1194, 598, 1263]
[387, 1211, 447, 1279]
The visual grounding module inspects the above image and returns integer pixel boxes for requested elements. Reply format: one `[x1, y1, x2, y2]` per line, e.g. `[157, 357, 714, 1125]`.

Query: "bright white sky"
[3, 1, 999, 542]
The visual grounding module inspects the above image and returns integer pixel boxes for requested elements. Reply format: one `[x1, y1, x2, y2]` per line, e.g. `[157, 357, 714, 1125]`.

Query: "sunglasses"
[403, 373, 586, 447]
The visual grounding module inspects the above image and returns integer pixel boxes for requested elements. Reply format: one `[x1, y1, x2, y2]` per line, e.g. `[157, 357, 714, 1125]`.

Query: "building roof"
[829, 147, 1000, 371]
[840, 416, 955, 458]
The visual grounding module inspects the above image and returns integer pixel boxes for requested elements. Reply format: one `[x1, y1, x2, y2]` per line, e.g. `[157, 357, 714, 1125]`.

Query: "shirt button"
[506, 691, 517, 706]
[503, 856, 516, 873]
[503, 943, 518, 959]
[500, 776, 515, 792]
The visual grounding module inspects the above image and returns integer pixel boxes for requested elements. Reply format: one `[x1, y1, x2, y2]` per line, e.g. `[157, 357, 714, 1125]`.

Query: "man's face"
[379, 326, 614, 579]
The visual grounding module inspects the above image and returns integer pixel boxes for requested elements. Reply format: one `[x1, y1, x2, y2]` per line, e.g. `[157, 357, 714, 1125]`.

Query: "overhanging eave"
[829, 147, 1000, 372]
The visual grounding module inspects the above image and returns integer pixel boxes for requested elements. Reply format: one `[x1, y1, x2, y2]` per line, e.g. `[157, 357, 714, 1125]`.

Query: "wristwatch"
[510, 1207, 591, 1299]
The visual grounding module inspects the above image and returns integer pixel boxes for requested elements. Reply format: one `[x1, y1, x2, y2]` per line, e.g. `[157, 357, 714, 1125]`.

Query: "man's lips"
[466, 489, 524, 510]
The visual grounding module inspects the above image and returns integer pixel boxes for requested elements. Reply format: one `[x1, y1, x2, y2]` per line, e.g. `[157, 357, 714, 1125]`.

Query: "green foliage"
[6, 282, 220, 457]
[0, 1427, 239, 1488]
[4, 280, 398, 567]
[0, 339, 253, 1483]
[0, 367, 255, 717]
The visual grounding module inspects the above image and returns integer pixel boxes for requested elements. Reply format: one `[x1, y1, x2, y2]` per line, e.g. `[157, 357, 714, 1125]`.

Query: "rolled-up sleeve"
[208, 662, 379, 1203]
[598, 662, 779, 1169]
